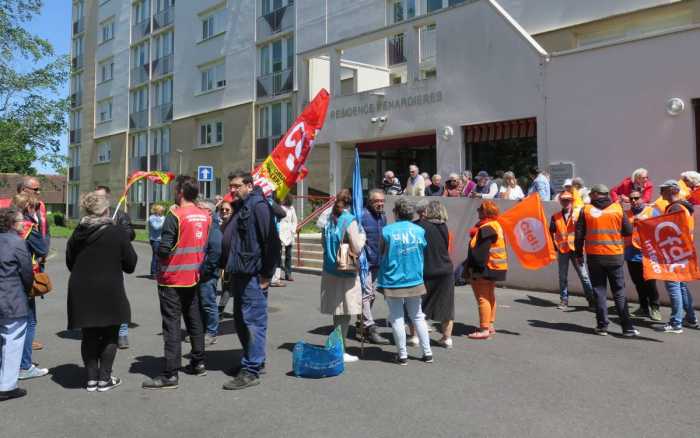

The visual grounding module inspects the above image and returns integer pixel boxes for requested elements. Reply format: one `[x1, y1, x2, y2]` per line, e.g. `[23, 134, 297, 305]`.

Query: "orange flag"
[638, 209, 700, 281]
[497, 193, 557, 270]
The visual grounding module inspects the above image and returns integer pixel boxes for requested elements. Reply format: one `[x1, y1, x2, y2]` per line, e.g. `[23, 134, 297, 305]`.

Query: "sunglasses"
[26, 187, 40, 192]
[629, 197, 641, 201]
[221, 208, 232, 212]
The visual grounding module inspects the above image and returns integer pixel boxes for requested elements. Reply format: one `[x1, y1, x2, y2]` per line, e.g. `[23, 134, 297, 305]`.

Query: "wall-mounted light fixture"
[441, 126, 454, 141]
[666, 97, 685, 116]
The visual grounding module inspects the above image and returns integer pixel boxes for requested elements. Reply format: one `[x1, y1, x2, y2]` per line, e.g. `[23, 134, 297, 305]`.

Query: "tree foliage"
[0, 0, 69, 174]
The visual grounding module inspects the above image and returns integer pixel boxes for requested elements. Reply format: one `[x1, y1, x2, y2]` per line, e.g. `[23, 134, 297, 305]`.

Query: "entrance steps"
[292, 233, 323, 275]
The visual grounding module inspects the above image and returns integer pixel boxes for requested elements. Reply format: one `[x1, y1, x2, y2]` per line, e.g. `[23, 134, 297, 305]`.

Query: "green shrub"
[53, 213, 65, 227]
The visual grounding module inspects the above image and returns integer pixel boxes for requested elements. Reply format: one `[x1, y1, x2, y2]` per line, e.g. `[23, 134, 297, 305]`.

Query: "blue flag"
[352, 148, 370, 300]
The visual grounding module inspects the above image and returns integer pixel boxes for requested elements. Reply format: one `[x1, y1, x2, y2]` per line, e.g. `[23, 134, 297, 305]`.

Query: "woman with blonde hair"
[66, 191, 137, 391]
[498, 171, 524, 200]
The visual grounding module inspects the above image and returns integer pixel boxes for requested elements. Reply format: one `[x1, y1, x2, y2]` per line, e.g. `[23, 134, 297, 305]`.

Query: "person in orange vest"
[657, 180, 698, 333]
[574, 184, 639, 337]
[142, 176, 211, 390]
[624, 189, 662, 321]
[549, 191, 595, 310]
[465, 200, 507, 340]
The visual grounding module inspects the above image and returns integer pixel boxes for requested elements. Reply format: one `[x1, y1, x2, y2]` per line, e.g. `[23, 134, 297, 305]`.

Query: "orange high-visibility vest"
[625, 206, 657, 250]
[583, 203, 624, 256]
[552, 208, 581, 254]
[470, 220, 508, 271]
[158, 205, 211, 287]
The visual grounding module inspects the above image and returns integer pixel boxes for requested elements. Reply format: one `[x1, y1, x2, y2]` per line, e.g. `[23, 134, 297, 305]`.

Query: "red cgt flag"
[253, 89, 330, 200]
[497, 193, 557, 270]
[637, 209, 700, 281]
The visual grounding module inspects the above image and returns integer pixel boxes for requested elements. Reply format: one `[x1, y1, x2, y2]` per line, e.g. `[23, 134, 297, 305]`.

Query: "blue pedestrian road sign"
[197, 165, 213, 182]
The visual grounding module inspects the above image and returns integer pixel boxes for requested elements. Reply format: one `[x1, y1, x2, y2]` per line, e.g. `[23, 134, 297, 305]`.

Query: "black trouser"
[81, 325, 119, 382]
[283, 244, 293, 279]
[626, 260, 660, 311]
[587, 261, 634, 331]
[158, 286, 205, 378]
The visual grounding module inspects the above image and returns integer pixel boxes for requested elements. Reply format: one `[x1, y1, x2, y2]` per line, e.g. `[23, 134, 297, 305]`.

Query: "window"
[134, 0, 150, 24]
[199, 61, 226, 92]
[97, 142, 111, 163]
[73, 36, 84, 57]
[199, 120, 224, 146]
[257, 100, 293, 158]
[132, 42, 150, 67]
[100, 18, 115, 43]
[131, 87, 149, 112]
[392, 0, 415, 23]
[71, 73, 83, 94]
[259, 36, 294, 75]
[154, 79, 173, 106]
[427, 0, 443, 13]
[201, 8, 226, 41]
[99, 58, 114, 83]
[154, 31, 174, 59]
[156, 0, 174, 12]
[74, 0, 85, 19]
[70, 110, 82, 131]
[98, 99, 113, 123]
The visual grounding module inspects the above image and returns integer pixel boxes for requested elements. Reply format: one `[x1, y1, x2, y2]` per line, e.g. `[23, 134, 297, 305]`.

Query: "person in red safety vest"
[143, 175, 211, 390]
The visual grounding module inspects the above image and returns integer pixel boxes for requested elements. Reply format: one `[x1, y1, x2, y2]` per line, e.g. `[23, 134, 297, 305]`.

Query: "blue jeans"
[199, 277, 220, 336]
[232, 275, 268, 376]
[557, 252, 594, 302]
[664, 281, 697, 327]
[386, 296, 432, 359]
[20, 299, 36, 371]
[119, 323, 128, 337]
[0, 318, 27, 391]
[150, 240, 160, 277]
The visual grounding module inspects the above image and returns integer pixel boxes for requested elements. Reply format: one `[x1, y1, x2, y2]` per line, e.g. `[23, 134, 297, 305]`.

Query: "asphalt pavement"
[3, 238, 700, 438]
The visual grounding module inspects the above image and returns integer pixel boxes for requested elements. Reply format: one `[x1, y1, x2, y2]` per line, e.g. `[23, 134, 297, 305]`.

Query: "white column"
[405, 26, 420, 83]
[329, 49, 342, 97]
[329, 141, 342, 195]
[436, 126, 464, 177]
[297, 58, 309, 113]
[296, 179, 307, 219]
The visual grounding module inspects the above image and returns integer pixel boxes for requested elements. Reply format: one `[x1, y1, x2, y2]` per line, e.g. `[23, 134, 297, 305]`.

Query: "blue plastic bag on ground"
[292, 326, 345, 378]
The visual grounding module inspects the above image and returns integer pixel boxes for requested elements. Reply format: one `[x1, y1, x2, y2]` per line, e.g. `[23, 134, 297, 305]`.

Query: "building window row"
[200, 61, 226, 93]
[201, 7, 227, 41]
[100, 18, 115, 44]
[199, 120, 224, 147]
[97, 141, 111, 163]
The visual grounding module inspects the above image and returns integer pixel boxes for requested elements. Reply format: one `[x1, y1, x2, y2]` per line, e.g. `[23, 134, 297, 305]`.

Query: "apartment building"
[69, 0, 700, 219]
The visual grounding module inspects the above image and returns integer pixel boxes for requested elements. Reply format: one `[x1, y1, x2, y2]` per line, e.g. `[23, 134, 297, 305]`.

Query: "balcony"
[68, 166, 80, 182]
[257, 3, 295, 41]
[388, 34, 406, 66]
[129, 110, 148, 130]
[130, 64, 150, 87]
[132, 19, 151, 42]
[70, 92, 82, 109]
[151, 54, 173, 78]
[129, 156, 148, 173]
[72, 55, 84, 70]
[420, 27, 436, 64]
[69, 129, 81, 144]
[256, 68, 294, 98]
[73, 18, 84, 35]
[151, 103, 173, 125]
[153, 6, 174, 31]
[150, 153, 170, 172]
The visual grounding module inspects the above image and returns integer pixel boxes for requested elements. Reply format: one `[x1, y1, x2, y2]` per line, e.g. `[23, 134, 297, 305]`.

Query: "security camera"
[379, 116, 387, 123]
[370, 117, 378, 124]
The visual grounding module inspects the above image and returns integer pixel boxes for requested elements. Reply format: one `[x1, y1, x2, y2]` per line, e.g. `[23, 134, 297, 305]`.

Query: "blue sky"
[26, 1, 72, 174]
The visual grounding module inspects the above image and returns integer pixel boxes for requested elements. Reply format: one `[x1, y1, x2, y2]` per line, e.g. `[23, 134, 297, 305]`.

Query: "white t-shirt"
[498, 185, 525, 200]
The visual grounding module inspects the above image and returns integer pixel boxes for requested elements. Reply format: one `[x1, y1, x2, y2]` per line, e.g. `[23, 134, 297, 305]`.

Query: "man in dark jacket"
[198, 201, 222, 345]
[221, 171, 279, 390]
[0, 207, 34, 401]
[95, 185, 135, 349]
[357, 189, 389, 344]
[575, 184, 637, 337]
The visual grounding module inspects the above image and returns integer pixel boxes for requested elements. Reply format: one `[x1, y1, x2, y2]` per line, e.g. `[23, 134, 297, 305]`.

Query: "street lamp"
[176, 148, 183, 174]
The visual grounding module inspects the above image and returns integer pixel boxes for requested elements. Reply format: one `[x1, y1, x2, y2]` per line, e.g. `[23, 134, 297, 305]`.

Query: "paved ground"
[4, 238, 700, 438]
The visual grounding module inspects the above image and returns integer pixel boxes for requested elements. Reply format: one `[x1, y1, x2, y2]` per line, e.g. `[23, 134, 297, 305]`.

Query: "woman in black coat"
[66, 192, 137, 392]
[415, 200, 455, 348]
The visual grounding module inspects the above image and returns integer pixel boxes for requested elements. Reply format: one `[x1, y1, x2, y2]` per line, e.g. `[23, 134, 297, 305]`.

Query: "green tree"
[0, 0, 69, 174]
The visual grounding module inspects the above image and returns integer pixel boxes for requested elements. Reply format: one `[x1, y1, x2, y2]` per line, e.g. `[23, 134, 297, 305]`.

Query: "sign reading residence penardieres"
[329, 91, 443, 119]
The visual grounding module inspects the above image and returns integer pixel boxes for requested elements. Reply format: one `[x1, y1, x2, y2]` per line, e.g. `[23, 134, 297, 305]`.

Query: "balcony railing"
[256, 68, 294, 98]
[151, 54, 173, 78]
[69, 129, 82, 144]
[129, 156, 148, 173]
[153, 6, 174, 31]
[388, 34, 406, 66]
[420, 27, 436, 63]
[150, 153, 170, 172]
[256, 136, 282, 160]
[151, 103, 173, 125]
[70, 92, 82, 108]
[129, 110, 148, 129]
[72, 55, 84, 70]
[130, 64, 150, 87]
[68, 166, 80, 181]
[73, 18, 85, 35]
[257, 3, 295, 41]
[132, 19, 151, 42]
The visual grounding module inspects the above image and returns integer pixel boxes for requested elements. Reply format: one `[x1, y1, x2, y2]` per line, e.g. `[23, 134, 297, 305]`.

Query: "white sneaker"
[18, 365, 49, 380]
[407, 336, 419, 347]
[343, 353, 359, 363]
[438, 338, 453, 349]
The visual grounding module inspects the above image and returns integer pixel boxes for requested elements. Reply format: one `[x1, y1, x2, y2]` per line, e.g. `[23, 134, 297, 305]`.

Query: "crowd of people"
[1, 165, 700, 401]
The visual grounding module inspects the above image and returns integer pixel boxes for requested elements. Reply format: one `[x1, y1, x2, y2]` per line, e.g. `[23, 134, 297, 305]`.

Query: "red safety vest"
[0, 198, 47, 237]
[158, 205, 211, 287]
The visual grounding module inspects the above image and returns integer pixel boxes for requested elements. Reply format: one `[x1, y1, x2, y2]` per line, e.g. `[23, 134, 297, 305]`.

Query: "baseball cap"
[559, 192, 573, 200]
[659, 179, 680, 191]
[590, 184, 609, 194]
[563, 178, 573, 187]
[476, 171, 489, 179]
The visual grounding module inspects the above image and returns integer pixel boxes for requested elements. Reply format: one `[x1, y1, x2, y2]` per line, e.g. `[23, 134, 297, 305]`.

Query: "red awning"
[357, 134, 436, 152]
[465, 118, 536, 143]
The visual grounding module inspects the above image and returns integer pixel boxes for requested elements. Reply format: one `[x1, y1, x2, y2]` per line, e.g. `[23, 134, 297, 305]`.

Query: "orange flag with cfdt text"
[637, 209, 700, 281]
[497, 193, 557, 270]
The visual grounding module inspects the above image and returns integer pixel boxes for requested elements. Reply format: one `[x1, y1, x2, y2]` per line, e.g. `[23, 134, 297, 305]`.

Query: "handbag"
[30, 271, 53, 298]
[335, 220, 359, 273]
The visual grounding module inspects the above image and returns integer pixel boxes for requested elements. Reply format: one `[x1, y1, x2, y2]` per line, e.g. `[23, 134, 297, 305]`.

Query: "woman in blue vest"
[320, 193, 366, 363]
[378, 197, 433, 365]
